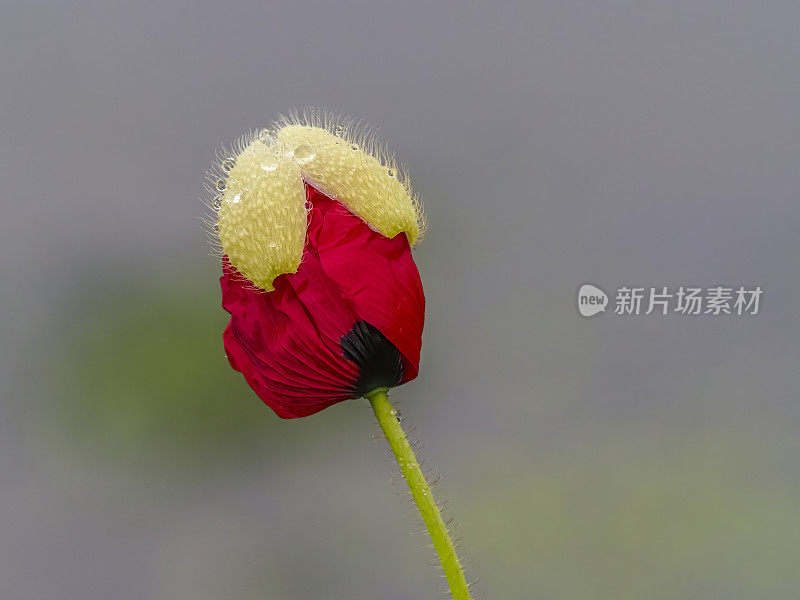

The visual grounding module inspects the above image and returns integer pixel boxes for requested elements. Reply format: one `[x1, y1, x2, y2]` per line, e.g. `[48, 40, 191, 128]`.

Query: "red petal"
[220, 185, 425, 418]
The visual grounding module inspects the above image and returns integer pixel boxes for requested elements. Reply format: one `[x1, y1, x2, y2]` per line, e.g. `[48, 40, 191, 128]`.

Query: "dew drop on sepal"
[260, 155, 279, 172]
[293, 144, 315, 163]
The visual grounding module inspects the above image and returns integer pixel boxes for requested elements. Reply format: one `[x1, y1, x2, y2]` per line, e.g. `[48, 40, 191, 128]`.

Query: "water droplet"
[269, 242, 276, 248]
[387, 169, 395, 178]
[235, 226, 246, 236]
[275, 223, 283, 229]
[350, 143, 359, 151]
[257, 128, 273, 143]
[221, 158, 235, 172]
[293, 144, 316, 163]
[215, 179, 226, 192]
[211, 198, 221, 210]
[260, 155, 279, 172]
[213, 224, 219, 233]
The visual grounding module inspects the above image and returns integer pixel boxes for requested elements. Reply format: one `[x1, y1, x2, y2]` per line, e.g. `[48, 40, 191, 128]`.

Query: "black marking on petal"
[340, 321, 403, 397]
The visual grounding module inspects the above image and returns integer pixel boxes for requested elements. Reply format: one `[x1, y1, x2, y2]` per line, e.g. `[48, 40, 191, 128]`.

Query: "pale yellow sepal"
[216, 139, 306, 292]
[208, 110, 424, 292]
[276, 125, 420, 245]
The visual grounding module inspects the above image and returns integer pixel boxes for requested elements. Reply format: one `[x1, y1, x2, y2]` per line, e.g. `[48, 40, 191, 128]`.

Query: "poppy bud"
[209, 114, 426, 418]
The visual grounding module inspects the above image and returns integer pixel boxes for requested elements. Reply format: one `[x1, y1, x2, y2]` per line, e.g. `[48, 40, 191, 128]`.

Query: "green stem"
[365, 388, 472, 600]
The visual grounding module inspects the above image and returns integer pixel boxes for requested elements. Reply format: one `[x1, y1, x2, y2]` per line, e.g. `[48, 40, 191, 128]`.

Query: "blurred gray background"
[2, 1, 800, 598]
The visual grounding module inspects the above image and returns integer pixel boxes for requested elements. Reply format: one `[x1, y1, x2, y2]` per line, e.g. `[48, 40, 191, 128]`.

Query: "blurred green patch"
[460, 421, 800, 599]
[43, 258, 343, 472]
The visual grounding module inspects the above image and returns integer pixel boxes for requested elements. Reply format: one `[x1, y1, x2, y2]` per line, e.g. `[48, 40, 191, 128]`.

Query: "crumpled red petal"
[221, 184, 425, 418]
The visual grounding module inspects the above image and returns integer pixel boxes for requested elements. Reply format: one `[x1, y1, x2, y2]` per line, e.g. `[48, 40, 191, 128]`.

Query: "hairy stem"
[365, 388, 472, 600]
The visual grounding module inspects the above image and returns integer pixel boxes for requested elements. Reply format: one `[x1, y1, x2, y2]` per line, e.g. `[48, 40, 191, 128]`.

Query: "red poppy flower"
[210, 118, 426, 418]
[207, 115, 475, 600]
